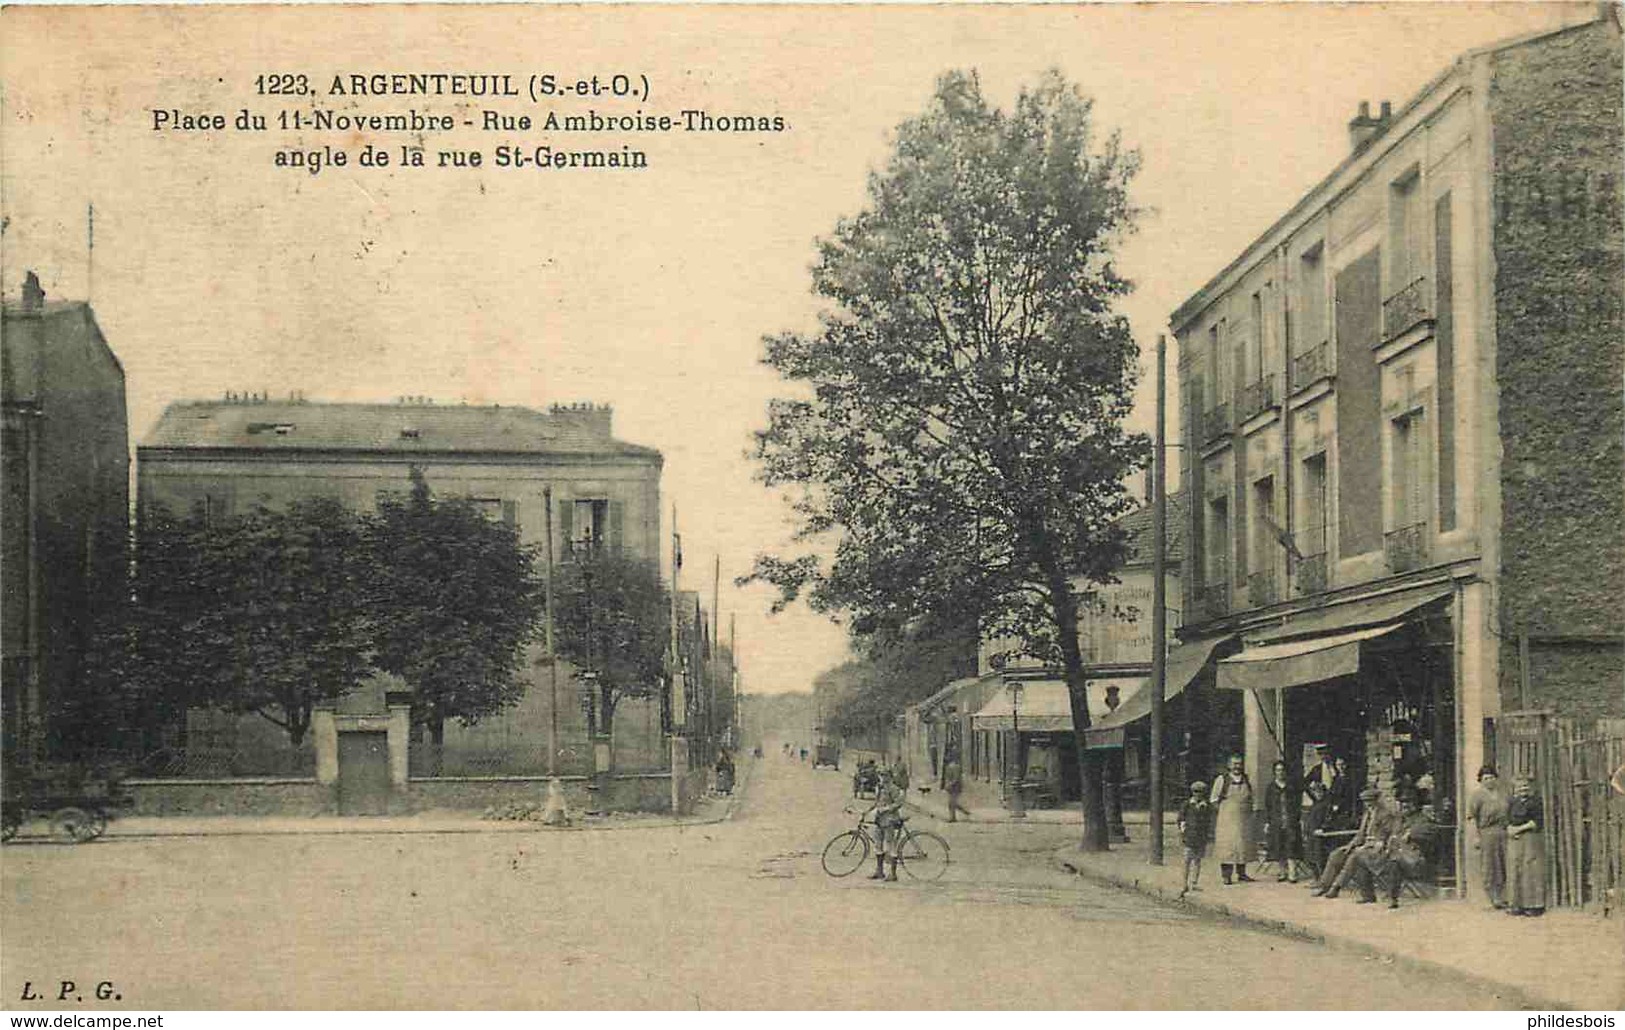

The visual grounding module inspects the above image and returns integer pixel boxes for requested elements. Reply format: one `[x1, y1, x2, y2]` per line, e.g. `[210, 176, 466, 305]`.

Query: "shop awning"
[970, 679, 1134, 733]
[1215, 584, 1453, 692]
[1081, 634, 1232, 748]
[1217, 622, 1402, 691]
[1242, 584, 1453, 645]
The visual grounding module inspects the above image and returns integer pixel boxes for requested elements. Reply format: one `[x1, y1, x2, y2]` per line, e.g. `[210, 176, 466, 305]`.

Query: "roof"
[140, 399, 661, 460]
[1169, 12, 1610, 331]
[1113, 490, 1187, 566]
[1, 301, 124, 402]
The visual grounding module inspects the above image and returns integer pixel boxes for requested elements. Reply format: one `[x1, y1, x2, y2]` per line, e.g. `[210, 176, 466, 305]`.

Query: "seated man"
[1356, 793, 1438, 909]
[1313, 786, 1396, 902]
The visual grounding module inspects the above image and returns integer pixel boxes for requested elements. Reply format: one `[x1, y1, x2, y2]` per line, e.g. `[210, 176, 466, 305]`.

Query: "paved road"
[2, 749, 1507, 1009]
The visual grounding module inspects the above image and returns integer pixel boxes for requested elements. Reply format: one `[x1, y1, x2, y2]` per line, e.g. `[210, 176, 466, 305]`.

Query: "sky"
[0, 2, 1593, 696]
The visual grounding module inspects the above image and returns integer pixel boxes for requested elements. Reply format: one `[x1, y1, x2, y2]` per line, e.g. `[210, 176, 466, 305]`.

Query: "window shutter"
[558, 500, 574, 554]
[608, 500, 625, 554]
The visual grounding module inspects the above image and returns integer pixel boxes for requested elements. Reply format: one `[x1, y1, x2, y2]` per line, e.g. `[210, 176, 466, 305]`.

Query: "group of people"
[1467, 766, 1548, 916]
[1176, 749, 1452, 909]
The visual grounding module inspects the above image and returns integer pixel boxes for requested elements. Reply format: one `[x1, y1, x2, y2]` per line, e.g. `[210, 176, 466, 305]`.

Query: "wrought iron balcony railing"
[1201, 403, 1232, 445]
[1382, 276, 1433, 341]
[1248, 568, 1280, 608]
[1237, 373, 1282, 422]
[1384, 522, 1429, 573]
[1291, 341, 1332, 390]
[1295, 552, 1328, 596]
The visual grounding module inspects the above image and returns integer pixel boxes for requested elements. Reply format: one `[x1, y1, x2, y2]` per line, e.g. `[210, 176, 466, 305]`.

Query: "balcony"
[1201, 403, 1232, 446]
[1382, 276, 1433, 341]
[1237, 373, 1282, 422]
[1384, 522, 1429, 573]
[1295, 552, 1328, 595]
[1248, 568, 1280, 608]
[1291, 341, 1332, 390]
[1197, 578, 1231, 619]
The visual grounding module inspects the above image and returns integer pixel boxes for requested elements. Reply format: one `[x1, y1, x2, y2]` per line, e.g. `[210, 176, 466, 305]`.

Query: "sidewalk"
[1050, 837, 1625, 1011]
[13, 764, 751, 842]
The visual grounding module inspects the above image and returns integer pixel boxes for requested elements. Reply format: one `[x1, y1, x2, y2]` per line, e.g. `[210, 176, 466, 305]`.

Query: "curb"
[13, 764, 756, 844]
[1050, 848, 1572, 1011]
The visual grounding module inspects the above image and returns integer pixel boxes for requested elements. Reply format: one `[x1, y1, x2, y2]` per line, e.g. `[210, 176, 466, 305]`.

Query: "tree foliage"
[746, 70, 1149, 849]
[551, 546, 670, 741]
[370, 469, 547, 744]
[117, 498, 374, 747]
[100, 470, 547, 753]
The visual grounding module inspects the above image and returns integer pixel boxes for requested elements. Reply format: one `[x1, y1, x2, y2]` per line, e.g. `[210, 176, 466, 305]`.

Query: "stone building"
[1, 273, 130, 766]
[136, 395, 669, 812]
[1170, 12, 1622, 897]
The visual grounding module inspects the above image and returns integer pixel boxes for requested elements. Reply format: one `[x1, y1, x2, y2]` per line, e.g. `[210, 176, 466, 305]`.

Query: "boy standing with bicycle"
[867, 769, 906, 881]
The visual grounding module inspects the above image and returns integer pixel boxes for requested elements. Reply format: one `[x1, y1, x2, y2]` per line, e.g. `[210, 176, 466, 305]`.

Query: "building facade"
[1, 273, 130, 766]
[1171, 14, 1623, 898]
[137, 396, 668, 802]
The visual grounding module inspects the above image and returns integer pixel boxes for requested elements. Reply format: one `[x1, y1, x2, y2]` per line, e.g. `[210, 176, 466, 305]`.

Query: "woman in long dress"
[1262, 759, 1304, 882]
[1210, 754, 1256, 884]
[1505, 775, 1547, 916]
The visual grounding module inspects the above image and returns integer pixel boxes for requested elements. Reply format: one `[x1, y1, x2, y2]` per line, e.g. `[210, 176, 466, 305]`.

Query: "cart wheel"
[1, 812, 19, 842]
[87, 809, 109, 839]
[52, 807, 99, 843]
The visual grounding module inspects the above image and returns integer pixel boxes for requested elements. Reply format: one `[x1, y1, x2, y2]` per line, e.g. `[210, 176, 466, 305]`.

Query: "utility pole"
[669, 505, 687, 814]
[544, 487, 559, 776]
[1149, 332, 1169, 865]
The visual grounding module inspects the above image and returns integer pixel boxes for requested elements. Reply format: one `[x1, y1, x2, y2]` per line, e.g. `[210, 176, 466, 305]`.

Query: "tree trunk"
[1041, 550, 1111, 852]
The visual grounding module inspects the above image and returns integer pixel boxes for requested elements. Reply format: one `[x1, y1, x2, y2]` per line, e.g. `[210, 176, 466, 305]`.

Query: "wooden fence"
[1496, 712, 1625, 916]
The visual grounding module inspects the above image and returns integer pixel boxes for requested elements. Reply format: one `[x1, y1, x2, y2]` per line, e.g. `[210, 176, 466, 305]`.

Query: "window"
[469, 498, 517, 527]
[1207, 496, 1230, 585]
[1389, 169, 1423, 288]
[1301, 453, 1328, 557]
[1249, 291, 1265, 386]
[1295, 244, 1325, 356]
[1251, 476, 1276, 574]
[563, 498, 612, 556]
[1392, 411, 1428, 530]
[1206, 323, 1222, 409]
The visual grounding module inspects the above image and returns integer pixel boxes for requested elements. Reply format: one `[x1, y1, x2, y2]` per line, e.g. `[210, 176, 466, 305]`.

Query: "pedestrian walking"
[1178, 780, 1213, 895]
[1505, 775, 1547, 916]
[1467, 765, 1509, 909]
[944, 758, 970, 822]
[1210, 754, 1256, 884]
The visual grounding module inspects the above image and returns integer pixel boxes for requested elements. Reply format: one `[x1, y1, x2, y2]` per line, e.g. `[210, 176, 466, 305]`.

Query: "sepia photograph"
[1, 0, 1622, 1016]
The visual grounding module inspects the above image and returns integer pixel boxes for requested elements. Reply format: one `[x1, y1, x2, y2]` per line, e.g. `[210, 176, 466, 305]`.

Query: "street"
[2, 751, 1509, 1010]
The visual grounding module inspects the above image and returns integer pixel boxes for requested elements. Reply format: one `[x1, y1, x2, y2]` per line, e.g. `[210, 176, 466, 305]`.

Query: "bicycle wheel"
[821, 830, 871, 877]
[899, 830, 950, 881]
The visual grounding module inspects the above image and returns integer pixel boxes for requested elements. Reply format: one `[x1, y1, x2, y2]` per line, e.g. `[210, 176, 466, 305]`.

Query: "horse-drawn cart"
[1, 766, 132, 844]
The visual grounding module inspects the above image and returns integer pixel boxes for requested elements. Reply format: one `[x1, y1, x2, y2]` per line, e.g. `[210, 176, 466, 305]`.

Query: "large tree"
[552, 546, 670, 747]
[369, 469, 546, 756]
[113, 498, 375, 748]
[746, 70, 1149, 850]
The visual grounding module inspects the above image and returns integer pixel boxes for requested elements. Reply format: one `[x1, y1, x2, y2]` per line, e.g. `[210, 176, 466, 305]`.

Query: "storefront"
[969, 676, 1139, 807]
[1080, 635, 1240, 808]
[1216, 585, 1459, 883]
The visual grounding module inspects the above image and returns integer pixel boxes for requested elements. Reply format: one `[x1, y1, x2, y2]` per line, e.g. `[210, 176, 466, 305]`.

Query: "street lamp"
[1007, 680, 1027, 820]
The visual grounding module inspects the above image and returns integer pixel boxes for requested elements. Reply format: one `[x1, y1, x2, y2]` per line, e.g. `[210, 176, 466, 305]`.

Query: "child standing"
[1178, 780, 1213, 897]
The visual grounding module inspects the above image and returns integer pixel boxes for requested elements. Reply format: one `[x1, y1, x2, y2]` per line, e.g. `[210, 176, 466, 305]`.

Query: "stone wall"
[126, 778, 334, 816]
[1491, 18, 1625, 716]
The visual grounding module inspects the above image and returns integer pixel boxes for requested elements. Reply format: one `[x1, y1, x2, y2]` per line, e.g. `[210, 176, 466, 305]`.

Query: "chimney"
[1347, 100, 1393, 154]
[20, 271, 44, 313]
[548, 401, 614, 437]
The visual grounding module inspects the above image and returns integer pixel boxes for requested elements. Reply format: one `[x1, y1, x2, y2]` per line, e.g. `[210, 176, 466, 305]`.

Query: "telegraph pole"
[1149, 333, 1169, 865]
[544, 487, 559, 776]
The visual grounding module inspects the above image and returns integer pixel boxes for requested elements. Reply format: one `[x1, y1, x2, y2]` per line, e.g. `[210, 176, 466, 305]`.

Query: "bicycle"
[821, 810, 950, 881]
